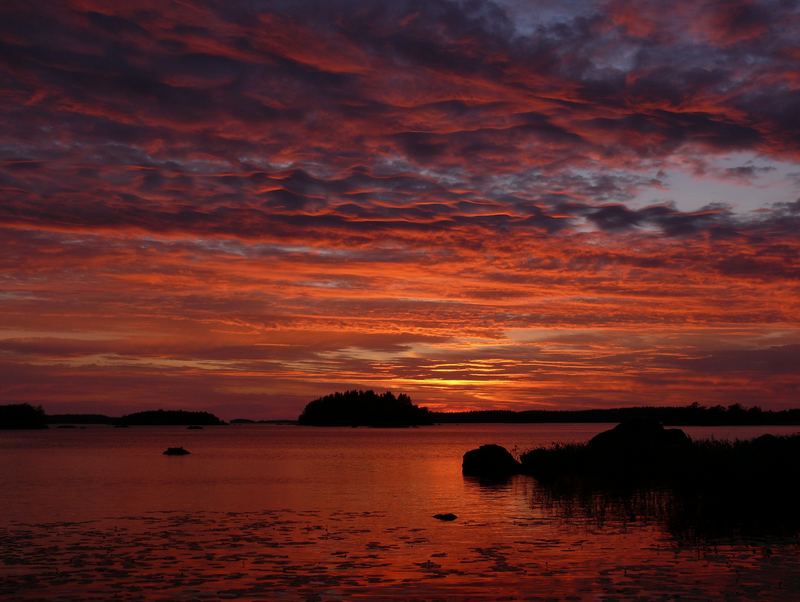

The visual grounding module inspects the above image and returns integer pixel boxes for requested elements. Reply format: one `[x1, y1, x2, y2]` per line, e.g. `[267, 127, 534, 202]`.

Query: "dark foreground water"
[2, 424, 799, 600]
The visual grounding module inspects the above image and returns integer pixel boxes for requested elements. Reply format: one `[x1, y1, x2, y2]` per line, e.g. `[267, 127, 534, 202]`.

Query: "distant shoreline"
[37, 404, 800, 426]
[428, 405, 800, 426]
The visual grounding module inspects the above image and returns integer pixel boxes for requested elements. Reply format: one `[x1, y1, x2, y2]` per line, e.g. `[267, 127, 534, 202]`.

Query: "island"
[297, 390, 432, 427]
[47, 413, 115, 425]
[230, 418, 297, 425]
[1, 405, 223, 427]
[0, 403, 48, 429]
[116, 409, 225, 426]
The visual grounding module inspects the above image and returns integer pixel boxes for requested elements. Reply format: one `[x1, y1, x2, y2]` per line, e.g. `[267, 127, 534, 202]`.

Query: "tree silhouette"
[0, 403, 48, 429]
[298, 390, 432, 427]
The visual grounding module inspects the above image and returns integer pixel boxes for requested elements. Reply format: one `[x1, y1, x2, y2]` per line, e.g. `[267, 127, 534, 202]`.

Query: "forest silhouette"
[297, 390, 433, 427]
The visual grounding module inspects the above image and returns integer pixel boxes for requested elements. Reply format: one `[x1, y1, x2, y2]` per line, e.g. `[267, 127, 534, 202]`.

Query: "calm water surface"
[2, 424, 799, 599]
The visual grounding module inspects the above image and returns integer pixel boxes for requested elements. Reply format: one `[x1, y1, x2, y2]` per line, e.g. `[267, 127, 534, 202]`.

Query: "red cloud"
[1, 0, 799, 416]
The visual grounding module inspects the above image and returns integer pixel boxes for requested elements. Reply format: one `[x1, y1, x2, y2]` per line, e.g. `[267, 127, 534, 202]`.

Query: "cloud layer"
[1, 0, 799, 417]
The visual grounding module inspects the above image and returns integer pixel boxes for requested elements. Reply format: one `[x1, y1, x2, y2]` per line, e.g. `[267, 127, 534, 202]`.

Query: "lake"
[2, 423, 799, 599]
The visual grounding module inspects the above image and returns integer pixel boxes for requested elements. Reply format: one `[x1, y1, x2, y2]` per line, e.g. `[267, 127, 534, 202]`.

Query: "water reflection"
[4, 424, 800, 599]
[510, 475, 800, 545]
[462, 474, 515, 491]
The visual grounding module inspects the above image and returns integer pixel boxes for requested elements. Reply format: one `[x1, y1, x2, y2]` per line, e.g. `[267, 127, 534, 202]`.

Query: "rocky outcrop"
[587, 419, 691, 455]
[462, 444, 521, 478]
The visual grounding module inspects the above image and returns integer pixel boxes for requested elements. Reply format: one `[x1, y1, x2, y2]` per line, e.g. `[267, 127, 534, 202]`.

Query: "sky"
[1, 0, 799, 418]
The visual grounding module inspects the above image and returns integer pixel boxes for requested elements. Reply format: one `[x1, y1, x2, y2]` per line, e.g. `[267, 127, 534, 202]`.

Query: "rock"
[433, 513, 457, 521]
[587, 419, 691, 456]
[662, 427, 691, 447]
[163, 447, 190, 456]
[462, 444, 521, 477]
[752, 433, 779, 447]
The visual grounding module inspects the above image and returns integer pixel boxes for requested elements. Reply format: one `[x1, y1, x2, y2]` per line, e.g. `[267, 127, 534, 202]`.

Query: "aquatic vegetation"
[518, 421, 800, 539]
[519, 422, 800, 488]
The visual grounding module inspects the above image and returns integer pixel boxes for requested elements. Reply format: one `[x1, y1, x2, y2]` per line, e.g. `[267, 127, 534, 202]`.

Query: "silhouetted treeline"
[298, 390, 432, 427]
[46, 411, 225, 425]
[230, 418, 297, 425]
[117, 409, 225, 425]
[434, 403, 800, 425]
[0, 405, 226, 426]
[0, 404, 48, 429]
[47, 414, 115, 424]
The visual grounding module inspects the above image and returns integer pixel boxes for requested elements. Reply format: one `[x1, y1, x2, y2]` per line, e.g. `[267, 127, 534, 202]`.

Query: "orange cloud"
[1, 0, 799, 417]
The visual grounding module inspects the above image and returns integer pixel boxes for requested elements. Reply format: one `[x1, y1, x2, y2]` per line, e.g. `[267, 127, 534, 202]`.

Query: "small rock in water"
[433, 513, 457, 521]
[163, 447, 190, 456]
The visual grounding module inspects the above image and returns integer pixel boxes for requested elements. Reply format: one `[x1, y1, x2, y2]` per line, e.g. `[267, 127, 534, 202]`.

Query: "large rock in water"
[587, 419, 691, 456]
[462, 444, 521, 477]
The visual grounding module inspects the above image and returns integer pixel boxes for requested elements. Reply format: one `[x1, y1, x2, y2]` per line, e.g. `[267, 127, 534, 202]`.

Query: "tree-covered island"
[298, 390, 432, 427]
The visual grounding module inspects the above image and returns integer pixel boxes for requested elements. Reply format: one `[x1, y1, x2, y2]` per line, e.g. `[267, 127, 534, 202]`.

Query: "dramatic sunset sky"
[1, 0, 799, 418]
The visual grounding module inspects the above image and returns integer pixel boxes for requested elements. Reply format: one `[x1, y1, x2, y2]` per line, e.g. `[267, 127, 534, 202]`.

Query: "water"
[2, 424, 799, 599]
